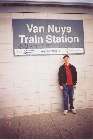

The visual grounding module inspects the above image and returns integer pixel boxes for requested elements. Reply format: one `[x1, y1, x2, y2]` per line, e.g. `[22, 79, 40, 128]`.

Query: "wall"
[0, 6, 93, 118]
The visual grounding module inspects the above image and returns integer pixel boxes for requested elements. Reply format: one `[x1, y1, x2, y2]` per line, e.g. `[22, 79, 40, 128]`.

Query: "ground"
[0, 108, 93, 139]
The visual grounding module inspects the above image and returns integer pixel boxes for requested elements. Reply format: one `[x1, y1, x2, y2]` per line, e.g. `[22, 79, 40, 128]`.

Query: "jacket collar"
[63, 63, 71, 66]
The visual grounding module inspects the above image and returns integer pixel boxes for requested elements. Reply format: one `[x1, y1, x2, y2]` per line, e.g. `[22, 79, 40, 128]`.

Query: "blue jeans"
[63, 85, 74, 110]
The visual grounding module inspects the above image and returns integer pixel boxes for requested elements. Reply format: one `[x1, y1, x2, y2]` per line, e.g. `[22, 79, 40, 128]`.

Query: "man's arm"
[58, 66, 63, 90]
[73, 65, 77, 85]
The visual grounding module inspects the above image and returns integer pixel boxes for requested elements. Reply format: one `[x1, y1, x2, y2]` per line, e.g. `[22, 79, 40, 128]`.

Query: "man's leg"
[68, 86, 76, 114]
[63, 85, 69, 111]
[68, 86, 74, 109]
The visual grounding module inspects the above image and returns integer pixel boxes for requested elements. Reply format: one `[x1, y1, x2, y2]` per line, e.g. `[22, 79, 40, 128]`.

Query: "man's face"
[63, 57, 69, 64]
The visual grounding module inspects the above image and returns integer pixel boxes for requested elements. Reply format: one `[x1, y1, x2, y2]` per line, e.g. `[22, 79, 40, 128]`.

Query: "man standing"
[58, 55, 77, 115]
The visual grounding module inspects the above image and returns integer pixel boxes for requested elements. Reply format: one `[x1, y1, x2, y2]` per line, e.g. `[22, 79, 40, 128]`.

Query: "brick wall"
[0, 7, 93, 118]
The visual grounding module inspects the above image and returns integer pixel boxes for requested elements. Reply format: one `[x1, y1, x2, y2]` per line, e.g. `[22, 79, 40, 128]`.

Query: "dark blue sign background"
[12, 19, 84, 55]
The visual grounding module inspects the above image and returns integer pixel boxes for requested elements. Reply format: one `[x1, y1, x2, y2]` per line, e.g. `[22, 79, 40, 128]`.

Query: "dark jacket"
[58, 64, 77, 86]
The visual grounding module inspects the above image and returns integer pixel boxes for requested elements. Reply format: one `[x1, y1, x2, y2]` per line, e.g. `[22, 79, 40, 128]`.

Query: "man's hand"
[60, 86, 63, 90]
[73, 85, 76, 89]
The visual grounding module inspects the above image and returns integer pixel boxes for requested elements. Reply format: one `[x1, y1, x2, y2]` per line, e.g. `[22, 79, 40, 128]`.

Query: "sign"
[12, 19, 84, 55]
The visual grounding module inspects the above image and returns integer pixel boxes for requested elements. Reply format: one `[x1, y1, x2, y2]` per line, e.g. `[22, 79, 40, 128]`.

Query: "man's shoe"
[64, 110, 68, 115]
[71, 109, 77, 114]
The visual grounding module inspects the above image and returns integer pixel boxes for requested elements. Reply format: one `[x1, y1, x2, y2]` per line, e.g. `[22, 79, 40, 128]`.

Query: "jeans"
[63, 85, 74, 110]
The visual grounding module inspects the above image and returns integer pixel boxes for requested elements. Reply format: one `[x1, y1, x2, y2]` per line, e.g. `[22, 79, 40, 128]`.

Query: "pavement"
[0, 108, 93, 139]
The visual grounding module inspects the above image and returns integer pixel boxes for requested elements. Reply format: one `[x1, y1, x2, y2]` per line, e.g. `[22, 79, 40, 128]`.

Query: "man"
[58, 55, 77, 115]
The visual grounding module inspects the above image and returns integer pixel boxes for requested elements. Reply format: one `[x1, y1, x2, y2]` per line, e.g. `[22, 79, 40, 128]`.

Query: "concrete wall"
[0, 6, 93, 118]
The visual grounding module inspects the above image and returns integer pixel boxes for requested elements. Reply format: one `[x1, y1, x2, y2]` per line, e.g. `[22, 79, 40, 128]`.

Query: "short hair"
[63, 54, 70, 59]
